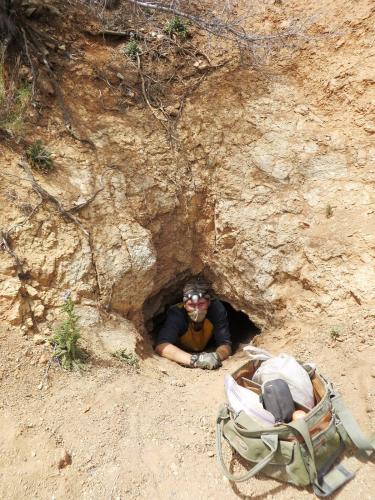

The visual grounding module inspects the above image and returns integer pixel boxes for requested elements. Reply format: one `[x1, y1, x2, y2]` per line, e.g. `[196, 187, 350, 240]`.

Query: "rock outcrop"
[1, 0, 374, 340]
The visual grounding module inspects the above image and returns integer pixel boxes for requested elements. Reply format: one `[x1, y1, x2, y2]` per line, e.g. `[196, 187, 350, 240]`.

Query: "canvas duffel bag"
[216, 359, 375, 497]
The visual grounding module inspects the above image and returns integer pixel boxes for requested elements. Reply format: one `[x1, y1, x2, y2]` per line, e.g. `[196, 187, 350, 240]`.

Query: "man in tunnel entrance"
[155, 278, 232, 369]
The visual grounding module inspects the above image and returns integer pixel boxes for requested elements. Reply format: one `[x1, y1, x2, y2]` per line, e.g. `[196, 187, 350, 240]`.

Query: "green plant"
[112, 349, 139, 368]
[329, 325, 341, 341]
[325, 204, 333, 218]
[124, 40, 140, 59]
[164, 16, 189, 37]
[50, 297, 85, 370]
[0, 63, 32, 136]
[26, 139, 54, 173]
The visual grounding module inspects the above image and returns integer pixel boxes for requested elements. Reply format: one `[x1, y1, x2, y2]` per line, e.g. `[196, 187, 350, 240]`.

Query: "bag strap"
[286, 418, 318, 480]
[311, 382, 375, 497]
[330, 393, 375, 454]
[215, 406, 278, 482]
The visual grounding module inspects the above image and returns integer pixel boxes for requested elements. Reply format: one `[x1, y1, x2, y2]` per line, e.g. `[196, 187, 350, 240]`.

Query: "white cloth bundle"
[224, 374, 276, 426]
[244, 346, 315, 409]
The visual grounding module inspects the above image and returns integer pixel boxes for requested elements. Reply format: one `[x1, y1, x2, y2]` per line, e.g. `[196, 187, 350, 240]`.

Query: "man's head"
[183, 278, 211, 323]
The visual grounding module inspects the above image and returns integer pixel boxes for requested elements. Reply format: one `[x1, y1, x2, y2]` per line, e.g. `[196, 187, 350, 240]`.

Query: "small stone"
[37, 383, 43, 390]
[26, 318, 34, 328]
[58, 450, 72, 470]
[38, 353, 50, 365]
[25, 285, 38, 298]
[363, 123, 375, 134]
[207, 451, 215, 457]
[169, 379, 186, 387]
[193, 60, 209, 70]
[33, 304, 45, 319]
[165, 105, 180, 117]
[116, 72, 125, 80]
[33, 335, 46, 345]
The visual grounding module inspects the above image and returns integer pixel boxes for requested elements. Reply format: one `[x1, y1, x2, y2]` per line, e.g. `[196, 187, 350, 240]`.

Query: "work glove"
[193, 352, 222, 370]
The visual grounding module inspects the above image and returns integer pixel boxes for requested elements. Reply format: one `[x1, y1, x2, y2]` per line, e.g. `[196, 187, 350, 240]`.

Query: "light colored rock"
[33, 335, 46, 345]
[0, 277, 21, 298]
[25, 285, 39, 298]
[33, 304, 45, 319]
[75, 305, 101, 327]
[38, 353, 50, 365]
[25, 318, 34, 328]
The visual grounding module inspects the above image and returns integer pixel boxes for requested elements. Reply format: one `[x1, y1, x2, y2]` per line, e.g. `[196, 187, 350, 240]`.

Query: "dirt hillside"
[0, 0, 374, 498]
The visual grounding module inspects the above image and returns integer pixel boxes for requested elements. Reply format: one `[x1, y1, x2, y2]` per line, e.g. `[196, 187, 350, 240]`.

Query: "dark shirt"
[155, 300, 231, 352]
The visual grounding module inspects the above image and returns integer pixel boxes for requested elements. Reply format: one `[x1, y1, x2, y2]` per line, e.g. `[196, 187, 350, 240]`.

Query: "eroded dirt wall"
[1, 0, 375, 337]
[178, 0, 375, 328]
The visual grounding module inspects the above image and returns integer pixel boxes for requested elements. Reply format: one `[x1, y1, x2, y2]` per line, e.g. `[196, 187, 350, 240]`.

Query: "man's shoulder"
[207, 299, 226, 317]
[167, 303, 188, 320]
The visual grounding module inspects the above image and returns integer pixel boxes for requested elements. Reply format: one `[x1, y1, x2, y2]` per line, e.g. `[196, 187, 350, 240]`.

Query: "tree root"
[18, 160, 91, 236]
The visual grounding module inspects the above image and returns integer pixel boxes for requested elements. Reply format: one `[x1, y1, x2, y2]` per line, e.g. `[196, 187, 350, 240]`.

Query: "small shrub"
[0, 63, 32, 136]
[26, 139, 54, 173]
[325, 204, 333, 218]
[164, 16, 188, 37]
[50, 297, 85, 370]
[124, 40, 140, 59]
[329, 325, 341, 341]
[112, 349, 139, 368]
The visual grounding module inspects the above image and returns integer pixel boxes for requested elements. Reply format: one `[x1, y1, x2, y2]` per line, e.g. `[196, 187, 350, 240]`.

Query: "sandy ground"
[0, 319, 374, 500]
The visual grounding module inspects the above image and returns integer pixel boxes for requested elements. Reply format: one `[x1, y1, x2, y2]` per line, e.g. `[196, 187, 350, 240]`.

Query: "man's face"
[184, 297, 210, 323]
[184, 297, 210, 313]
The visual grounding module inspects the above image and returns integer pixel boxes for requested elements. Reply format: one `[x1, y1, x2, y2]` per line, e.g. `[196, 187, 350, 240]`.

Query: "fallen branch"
[126, 0, 313, 48]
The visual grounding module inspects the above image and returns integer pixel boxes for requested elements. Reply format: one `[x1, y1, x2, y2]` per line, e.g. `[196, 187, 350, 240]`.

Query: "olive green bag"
[216, 359, 375, 497]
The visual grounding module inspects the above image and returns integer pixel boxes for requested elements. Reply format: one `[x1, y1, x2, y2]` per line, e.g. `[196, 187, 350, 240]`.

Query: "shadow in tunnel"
[222, 301, 260, 353]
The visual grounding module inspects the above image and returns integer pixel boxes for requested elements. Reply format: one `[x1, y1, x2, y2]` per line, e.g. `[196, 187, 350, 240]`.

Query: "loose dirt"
[1, 320, 373, 499]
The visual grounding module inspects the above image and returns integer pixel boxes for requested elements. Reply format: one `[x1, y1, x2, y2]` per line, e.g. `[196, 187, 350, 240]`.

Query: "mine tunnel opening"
[143, 275, 260, 353]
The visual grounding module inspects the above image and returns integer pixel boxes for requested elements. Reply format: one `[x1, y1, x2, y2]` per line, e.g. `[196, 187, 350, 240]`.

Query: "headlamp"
[183, 291, 210, 303]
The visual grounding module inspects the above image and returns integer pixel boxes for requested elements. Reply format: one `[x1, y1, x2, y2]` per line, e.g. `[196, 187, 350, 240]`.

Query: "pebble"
[207, 451, 215, 457]
[38, 353, 50, 365]
[58, 450, 72, 470]
[169, 379, 186, 387]
[26, 318, 33, 328]
[33, 335, 46, 345]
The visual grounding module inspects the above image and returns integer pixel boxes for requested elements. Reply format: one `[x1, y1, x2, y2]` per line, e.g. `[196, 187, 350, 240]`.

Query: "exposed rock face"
[179, 65, 375, 327]
[1, 0, 374, 337]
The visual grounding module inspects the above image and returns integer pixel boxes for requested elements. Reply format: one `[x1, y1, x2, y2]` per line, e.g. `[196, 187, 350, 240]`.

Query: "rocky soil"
[0, 319, 374, 499]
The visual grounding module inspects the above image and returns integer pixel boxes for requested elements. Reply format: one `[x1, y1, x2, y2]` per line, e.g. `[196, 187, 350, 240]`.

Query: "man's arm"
[216, 343, 232, 361]
[209, 300, 232, 361]
[155, 342, 192, 366]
